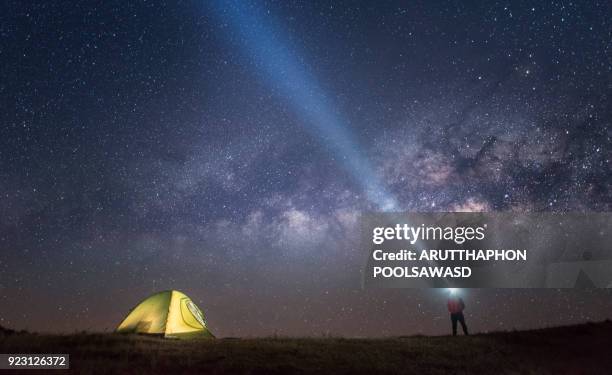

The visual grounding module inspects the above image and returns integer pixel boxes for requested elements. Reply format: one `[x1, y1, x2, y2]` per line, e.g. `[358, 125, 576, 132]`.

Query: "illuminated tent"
[116, 290, 214, 339]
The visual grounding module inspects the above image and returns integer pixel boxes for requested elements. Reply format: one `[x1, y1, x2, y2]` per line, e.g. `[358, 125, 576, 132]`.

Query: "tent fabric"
[116, 290, 214, 339]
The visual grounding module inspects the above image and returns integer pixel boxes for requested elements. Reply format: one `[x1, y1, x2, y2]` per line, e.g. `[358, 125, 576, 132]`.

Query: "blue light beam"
[208, 1, 397, 211]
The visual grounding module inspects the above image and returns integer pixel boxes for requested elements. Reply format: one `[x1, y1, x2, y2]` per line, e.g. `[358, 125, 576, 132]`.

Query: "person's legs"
[451, 313, 458, 336]
[458, 313, 469, 335]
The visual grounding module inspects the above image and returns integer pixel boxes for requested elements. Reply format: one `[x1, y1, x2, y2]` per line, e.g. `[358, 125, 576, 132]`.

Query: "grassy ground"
[1, 321, 611, 374]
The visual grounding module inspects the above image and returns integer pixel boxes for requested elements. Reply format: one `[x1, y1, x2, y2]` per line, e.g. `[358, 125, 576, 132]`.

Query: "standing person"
[447, 290, 469, 336]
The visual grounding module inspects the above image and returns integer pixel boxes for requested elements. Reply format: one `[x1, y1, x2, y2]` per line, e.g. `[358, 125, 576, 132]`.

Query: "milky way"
[1, 1, 611, 336]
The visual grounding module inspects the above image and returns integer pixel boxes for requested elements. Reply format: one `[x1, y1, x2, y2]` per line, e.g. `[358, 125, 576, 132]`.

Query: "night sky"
[1, 1, 611, 337]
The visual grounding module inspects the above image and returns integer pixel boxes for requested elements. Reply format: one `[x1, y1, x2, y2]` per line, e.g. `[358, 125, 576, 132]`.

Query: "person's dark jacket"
[447, 297, 465, 314]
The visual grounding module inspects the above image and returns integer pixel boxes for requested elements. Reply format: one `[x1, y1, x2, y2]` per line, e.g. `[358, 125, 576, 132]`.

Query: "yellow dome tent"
[116, 290, 214, 339]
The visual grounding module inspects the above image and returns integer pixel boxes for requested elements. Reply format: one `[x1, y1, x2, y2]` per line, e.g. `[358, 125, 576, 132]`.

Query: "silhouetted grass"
[1, 321, 611, 374]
